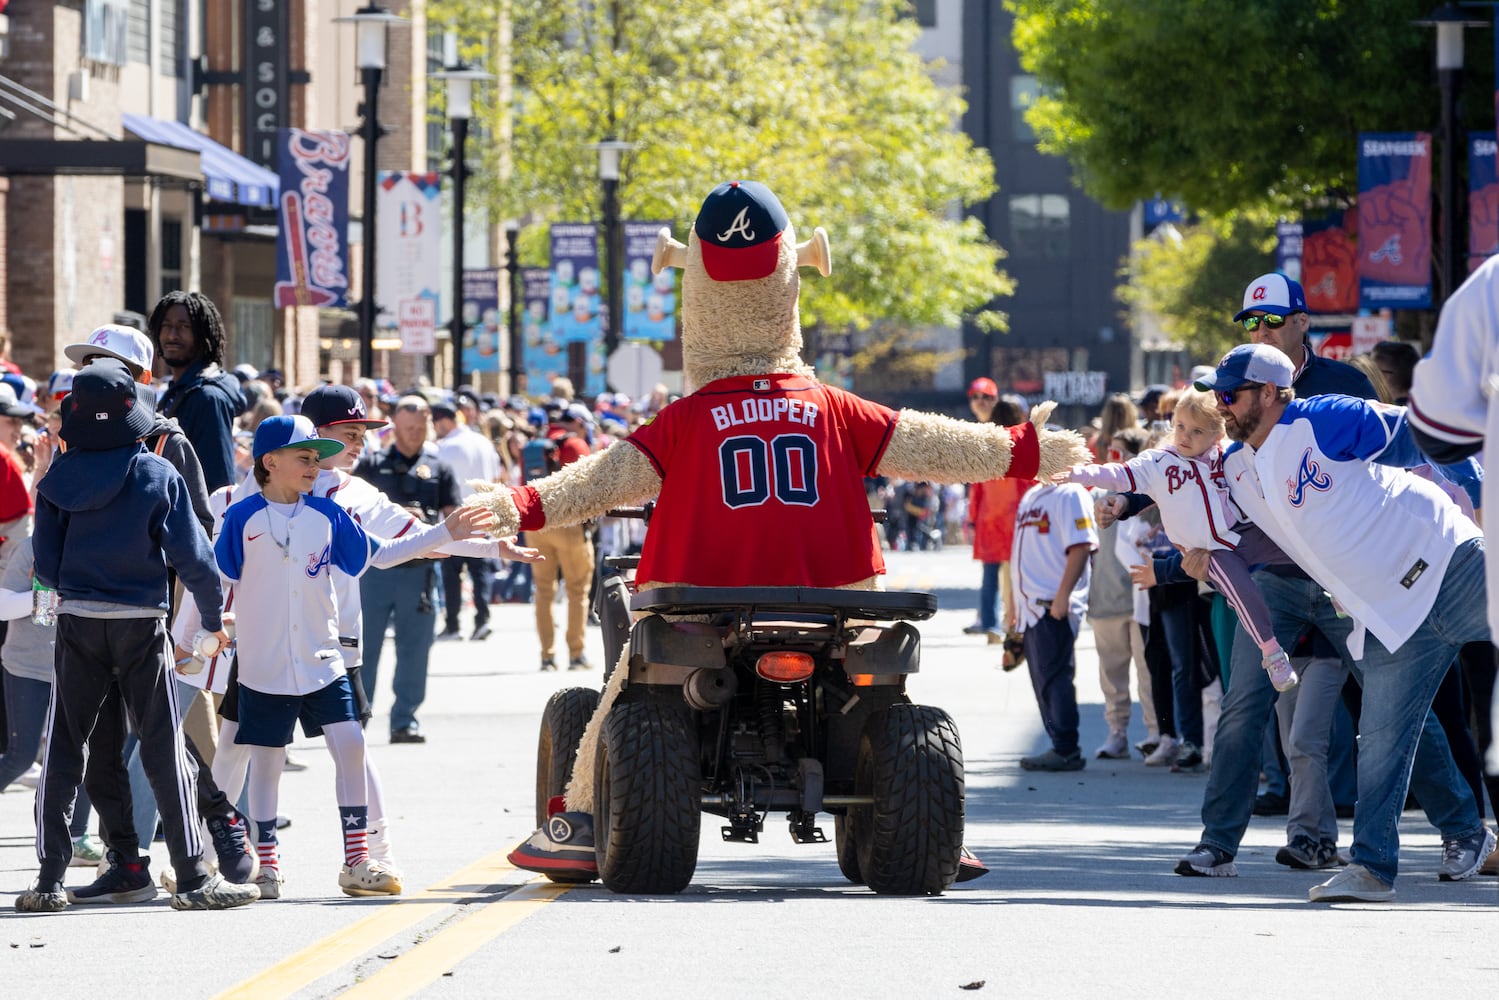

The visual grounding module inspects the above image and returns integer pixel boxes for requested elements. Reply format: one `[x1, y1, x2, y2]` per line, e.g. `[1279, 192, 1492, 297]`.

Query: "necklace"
[266, 497, 301, 562]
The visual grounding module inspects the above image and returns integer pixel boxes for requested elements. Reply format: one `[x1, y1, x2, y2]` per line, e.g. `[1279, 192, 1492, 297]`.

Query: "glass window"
[1010, 75, 1040, 142]
[160, 218, 183, 294]
[1008, 194, 1070, 258]
[912, 0, 937, 27]
[86, 0, 131, 66]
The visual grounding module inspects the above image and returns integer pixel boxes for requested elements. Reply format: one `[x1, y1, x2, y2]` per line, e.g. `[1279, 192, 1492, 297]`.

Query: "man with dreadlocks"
[149, 292, 248, 493]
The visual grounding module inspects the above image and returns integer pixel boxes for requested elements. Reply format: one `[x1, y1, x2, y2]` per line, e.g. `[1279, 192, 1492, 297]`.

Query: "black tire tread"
[595, 699, 701, 894]
[855, 704, 964, 895]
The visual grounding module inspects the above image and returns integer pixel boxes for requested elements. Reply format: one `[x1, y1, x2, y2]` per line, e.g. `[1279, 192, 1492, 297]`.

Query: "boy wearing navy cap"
[20, 359, 257, 912]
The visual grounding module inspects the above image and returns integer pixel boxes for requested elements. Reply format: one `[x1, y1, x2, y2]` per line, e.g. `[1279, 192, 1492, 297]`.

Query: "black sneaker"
[540, 656, 557, 672]
[1175, 843, 1237, 877]
[1276, 834, 1339, 870]
[207, 810, 261, 884]
[435, 627, 463, 642]
[1252, 791, 1290, 816]
[67, 849, 156, 905]
[16, 879, 68, 912]
[471, 623, 493, 641]
[568, 656, 591, 671]
[1170, 741, 1205, 773]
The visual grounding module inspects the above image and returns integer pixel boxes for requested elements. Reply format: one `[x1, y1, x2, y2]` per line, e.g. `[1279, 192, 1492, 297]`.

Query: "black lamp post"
[1414, 4, 1487, 308]
[505, 222, 523, 396]
[434, 37, 493, 393]
[336, 3, 407, 378]
[588, 139, 635, 374]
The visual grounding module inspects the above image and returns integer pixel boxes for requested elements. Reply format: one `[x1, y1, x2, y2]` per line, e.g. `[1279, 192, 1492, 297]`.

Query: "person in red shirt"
[963, 388, 1030, 641]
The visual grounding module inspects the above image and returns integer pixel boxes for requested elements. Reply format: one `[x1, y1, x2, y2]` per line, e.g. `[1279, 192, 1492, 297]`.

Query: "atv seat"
[631, 587, 936, 622]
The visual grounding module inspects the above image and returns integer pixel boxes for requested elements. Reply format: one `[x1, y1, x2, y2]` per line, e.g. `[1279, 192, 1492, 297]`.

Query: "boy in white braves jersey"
[1009, 479, 1097, 771]
[215, 416, 390, 900]
[1058, 388, 1297, 692]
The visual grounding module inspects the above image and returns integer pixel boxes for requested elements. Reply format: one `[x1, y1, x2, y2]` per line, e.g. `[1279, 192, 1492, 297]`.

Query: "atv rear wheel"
[535, 687, 602, 884]
[594, 699, 701, 894]
[851, 704, 964, 895]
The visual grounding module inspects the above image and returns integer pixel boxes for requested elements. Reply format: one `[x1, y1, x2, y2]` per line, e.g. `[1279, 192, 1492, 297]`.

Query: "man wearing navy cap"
[1234, 272, 1375, 399]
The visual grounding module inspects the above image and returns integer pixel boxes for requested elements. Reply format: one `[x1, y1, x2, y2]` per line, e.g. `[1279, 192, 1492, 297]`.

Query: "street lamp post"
[335, 4, 407, 379]
[505, 222, 523, 397]
[434, 37, 493, 393]
[588, 139, 635, 382]
[1415, 4, 1487, 308]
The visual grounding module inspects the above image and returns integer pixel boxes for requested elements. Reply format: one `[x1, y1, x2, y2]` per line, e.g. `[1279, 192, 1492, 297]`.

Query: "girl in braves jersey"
[1058, 388, 1298, 692]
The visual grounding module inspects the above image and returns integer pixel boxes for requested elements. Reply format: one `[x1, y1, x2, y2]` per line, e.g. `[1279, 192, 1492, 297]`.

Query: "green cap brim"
[272, 439, 345, 460]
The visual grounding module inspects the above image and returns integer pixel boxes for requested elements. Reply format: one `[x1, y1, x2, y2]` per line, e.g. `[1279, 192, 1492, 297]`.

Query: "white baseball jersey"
[1069, 444, 1242, 551]
[1009, 482, 1098, 631]
[1408, 252, 1499, 637]
[1224, 394, 1481, 656]
[215, 494, 369, 696]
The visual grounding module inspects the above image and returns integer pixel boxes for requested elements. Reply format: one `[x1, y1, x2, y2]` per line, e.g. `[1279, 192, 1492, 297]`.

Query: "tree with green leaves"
[433, 0, 1012, 342]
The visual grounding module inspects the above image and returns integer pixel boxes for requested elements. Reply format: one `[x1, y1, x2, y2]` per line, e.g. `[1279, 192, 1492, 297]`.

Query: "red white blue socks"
[341, 806, 369, 867]
[255, 820, 280, 878]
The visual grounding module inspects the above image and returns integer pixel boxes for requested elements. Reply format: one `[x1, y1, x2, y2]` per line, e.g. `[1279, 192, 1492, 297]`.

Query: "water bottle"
[31, 580, 58, 627]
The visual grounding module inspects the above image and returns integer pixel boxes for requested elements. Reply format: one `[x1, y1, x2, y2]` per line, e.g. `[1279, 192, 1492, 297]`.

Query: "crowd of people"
[3, 260, 1498, 912]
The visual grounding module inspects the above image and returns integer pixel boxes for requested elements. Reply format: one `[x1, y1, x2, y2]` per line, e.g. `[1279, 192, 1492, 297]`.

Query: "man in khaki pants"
[534, 405, 594, 670]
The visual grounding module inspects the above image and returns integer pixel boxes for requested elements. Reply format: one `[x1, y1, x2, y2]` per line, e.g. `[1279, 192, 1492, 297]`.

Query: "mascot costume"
[470, 181, 1088, 890]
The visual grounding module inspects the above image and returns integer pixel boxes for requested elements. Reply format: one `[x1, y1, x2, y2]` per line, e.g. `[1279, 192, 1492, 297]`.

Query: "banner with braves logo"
[273, 129, 350, 309]
[1469, 133, 1499, 273]
[548, 224, 601, 345]
[376, 172, 443, 350]
[1357, 132, 1432, 310]
[1301, 210, 1358, 314]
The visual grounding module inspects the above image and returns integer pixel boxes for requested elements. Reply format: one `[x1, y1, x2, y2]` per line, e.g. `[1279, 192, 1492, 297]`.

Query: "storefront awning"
[122, 114, 279, 209]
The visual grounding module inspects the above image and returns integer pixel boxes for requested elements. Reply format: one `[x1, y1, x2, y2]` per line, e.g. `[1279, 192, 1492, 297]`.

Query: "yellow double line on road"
[213, 852, 571, 1000]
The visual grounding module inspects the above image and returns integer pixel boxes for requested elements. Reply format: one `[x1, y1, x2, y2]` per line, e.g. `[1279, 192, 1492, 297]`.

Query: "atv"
[534, 510, 965, 896]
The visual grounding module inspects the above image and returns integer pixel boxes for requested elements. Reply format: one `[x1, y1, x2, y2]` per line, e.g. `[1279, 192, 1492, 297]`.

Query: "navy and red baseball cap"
[300, 383, 388, 430]
[693, 181, 790, 282]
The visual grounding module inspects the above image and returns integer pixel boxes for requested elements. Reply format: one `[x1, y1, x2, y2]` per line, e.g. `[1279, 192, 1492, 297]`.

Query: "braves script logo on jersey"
[305, 544, 332, 578]
[1016, 507, 1052, 534]
[1286, 448, 1333, 507]
[1163, 463, 1200, 495]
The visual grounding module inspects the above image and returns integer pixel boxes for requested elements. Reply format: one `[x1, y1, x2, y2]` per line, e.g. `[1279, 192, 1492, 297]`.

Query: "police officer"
[353, 395, 460, 744]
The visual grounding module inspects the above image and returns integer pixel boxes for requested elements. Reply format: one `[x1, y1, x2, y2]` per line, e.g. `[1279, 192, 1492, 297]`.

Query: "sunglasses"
[1240, 313, 1288, 332]
[1217, 383, 1262, 406]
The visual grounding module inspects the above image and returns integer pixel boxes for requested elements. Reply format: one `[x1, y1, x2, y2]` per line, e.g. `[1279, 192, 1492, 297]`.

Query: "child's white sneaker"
[1143, 734, 1180, 766]
[1262, 651, 1298, 692]
[339, 859, 402, 897]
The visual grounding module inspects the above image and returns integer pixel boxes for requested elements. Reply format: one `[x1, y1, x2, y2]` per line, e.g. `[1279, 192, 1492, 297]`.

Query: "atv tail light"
[755, 651, 816, 684]
[848, 673, 876, 687]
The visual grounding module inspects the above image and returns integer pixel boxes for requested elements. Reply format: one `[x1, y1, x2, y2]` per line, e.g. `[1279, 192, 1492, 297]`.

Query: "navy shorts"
[235, 674, 358, 747]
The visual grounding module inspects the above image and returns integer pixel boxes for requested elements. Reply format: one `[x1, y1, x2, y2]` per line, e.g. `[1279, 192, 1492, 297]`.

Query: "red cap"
[968, 377, 999, 398]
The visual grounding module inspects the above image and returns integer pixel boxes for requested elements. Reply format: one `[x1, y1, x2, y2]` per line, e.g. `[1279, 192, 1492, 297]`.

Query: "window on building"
[233, 299, 276, 372]
[427, 32, 446, 175]
[912, 0, 937, 27]
[1010, 75, 1040, 142]
[160, 218, 183, 294]
[85, 0, 130, 66]
[1008, 194, 1070, 258]
[127, 0, 149, 64]
[160, 0, 183, 76]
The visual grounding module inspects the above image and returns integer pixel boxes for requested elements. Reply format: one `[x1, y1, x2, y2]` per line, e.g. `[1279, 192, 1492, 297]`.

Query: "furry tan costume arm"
[466, 442, 662, 538]
[878, 401, 1089, 484]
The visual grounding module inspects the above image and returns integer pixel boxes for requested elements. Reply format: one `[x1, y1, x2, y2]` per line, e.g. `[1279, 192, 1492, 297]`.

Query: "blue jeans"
[360, 562, 437, 734]
[1348, 539, 1488, 884]
[977, 562, 1000, 631]
[1159, 597, 1204, 746]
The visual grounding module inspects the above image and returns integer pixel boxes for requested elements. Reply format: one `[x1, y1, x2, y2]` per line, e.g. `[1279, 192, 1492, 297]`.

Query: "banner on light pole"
[1469, 133, 1498, 273]
[521, 267, 568, 387]
[462, 268, 501, 374]
[273, 129, 350, 309]
[622, 222, 676, 342]
[1301, 209, 1358, 314]
[548, 224, 601, 345]
[376, 172, 443, 349]
[1356, 132, 1432, 310]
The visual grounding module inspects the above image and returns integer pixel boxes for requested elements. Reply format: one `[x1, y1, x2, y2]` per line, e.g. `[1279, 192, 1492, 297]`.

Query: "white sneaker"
[1094, 731, 1130, 760]
[1144, 734, 1180, 767]
[15, 762, 42, 789]
[253, 868, 284, 900]
[339, 858, 403, 897]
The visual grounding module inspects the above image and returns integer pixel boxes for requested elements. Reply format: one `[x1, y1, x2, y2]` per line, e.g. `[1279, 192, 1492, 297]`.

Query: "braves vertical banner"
[1469, 132, 1499, 273]
[521, 267, 569, 385]
[274, 129, 350, 309]
[622, 222, 677, 342]
[1357, 132, 1432, 310]
[376, 172, 444, 353]
[461, 269, 502, 375]
[1274, 221, 1304, 283]
[548, 224, 601, 345]
[1301, 209, 1359, 314]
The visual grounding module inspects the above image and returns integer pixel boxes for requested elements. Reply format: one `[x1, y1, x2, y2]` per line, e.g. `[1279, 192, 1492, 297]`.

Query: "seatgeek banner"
[1469, 132, 1499, 273]
[273, 129, 350, 309]
[1357, 132, 1432, 310]
[521, 267, 568, 386]
[621, 221, 677, 342]
[548, 224, 602, 345]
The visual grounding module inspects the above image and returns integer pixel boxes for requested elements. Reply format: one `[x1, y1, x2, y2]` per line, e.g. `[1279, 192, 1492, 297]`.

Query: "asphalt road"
[1, 546, 1493, 998]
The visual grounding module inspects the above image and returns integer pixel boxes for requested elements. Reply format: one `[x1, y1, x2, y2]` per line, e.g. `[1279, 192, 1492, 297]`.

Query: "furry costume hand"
[877, 403, 1089, 486]
[465, 444, 663, 537]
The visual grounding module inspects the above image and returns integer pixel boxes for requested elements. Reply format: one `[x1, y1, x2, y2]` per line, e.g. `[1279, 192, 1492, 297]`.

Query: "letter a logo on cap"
[694, 181, 791, 282]
[1252, 286, 1267, 301]
[717, 208, 756, 244]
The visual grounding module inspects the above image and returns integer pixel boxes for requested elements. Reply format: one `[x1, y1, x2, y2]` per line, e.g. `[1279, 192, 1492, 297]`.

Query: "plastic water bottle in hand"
[31, 580, 58, 627]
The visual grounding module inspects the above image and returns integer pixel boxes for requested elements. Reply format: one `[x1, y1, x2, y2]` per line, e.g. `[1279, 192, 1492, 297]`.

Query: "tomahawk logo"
[1287, 447, 1333, 507]
[716, 208, 756, 244]
[1369, 234, 1403, 265]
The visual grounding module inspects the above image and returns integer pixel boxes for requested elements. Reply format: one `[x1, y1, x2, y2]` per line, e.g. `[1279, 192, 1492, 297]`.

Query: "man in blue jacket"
[150, 291, 247, 492]
[18, 359, 258, 913]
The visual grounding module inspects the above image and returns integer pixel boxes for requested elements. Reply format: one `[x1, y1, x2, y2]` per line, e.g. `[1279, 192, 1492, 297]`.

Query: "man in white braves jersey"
[1195, 344, 1495, 901]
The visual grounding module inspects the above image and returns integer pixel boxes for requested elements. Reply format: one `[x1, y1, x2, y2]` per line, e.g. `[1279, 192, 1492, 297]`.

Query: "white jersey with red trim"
[1067, 443, 1242, 551]
[1009, 482, 1098, 631]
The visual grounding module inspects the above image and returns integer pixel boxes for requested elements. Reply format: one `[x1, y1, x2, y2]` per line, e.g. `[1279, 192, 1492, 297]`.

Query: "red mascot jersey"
[626, 374, 897, 587]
